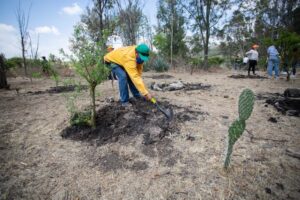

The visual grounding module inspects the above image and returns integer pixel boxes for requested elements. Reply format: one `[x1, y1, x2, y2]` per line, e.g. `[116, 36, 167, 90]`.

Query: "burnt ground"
[61, 100, 207, 146]
[256, 89, 300, 117]
[61, 100, 207, 173]
[27, 85, 88, 95]
[229, 74, 267, 79]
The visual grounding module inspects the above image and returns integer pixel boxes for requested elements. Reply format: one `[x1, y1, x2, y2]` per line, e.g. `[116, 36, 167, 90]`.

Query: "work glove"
[144, 93, 153, 101]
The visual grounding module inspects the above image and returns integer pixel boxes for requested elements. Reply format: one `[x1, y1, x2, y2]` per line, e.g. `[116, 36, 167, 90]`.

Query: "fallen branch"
[286, 149, 300, 160]
[245, 129, 288, 143]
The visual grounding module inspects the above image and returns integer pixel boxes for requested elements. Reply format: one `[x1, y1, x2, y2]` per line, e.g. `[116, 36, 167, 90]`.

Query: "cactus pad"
[228, 119, 246, 145]
[224, 89, 254, 169]
[238, 89, 254, 121]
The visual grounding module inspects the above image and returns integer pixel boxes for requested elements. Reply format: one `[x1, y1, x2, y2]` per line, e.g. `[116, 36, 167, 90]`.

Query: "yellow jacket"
[104, 46, 148, 96]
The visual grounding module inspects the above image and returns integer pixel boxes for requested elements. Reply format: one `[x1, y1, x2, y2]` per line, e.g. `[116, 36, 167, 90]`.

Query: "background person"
[245, 44, 259, 75]
[104, 43, 153, 107]
[267, 44, 280, 79]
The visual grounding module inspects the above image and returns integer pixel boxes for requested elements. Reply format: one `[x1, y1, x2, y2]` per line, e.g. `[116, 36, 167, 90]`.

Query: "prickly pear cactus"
[224, 89, 254, 169]
[238, 89, 255, 121]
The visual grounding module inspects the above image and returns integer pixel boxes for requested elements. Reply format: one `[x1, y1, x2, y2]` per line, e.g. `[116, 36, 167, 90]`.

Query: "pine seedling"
[224, 89, 254, 169]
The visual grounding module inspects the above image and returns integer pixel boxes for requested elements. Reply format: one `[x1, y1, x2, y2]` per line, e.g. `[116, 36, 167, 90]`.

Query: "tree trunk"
[0, 55, 9, 89]
[90, 84, 97, 129]
[21, 37, 27, 76]
[170, 1, 174, 69]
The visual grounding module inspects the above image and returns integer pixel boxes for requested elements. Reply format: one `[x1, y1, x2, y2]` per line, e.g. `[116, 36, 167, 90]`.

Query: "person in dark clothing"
[245, 45, 259, 75]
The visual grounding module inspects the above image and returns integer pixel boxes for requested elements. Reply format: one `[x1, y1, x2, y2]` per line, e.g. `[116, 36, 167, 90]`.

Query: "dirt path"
[1, 71, 299, 199]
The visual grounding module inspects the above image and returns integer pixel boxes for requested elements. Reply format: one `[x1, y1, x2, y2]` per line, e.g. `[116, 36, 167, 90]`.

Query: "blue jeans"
[267, 56, 279, 77]
[111, 64, 141, 103]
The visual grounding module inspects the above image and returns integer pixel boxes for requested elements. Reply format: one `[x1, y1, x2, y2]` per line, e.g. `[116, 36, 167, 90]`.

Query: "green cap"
[136, 43, 150, 62]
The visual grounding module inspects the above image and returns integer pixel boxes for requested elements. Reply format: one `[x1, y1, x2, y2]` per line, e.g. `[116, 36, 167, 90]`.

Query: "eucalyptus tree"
[80, 0, 116, 51]
[156, 0, 187, 66]
[181, 0, 230, 69]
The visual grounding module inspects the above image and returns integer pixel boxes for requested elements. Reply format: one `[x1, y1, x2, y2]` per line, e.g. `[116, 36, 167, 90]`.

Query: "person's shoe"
[275, 77, 279, 80]
[121, 102, 132, 109]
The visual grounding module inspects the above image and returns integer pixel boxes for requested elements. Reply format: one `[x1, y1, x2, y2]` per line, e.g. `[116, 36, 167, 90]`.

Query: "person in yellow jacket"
[104, 43, 153, 106]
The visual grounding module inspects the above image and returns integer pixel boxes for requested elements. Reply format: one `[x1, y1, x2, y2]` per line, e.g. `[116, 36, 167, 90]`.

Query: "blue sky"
[0, 0, 157, 58]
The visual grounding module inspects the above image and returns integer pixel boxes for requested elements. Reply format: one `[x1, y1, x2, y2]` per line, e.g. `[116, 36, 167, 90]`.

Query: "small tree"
[16, 0, 31, 76]
[0, 54, 9, 89]
[62, 24, 109, 128]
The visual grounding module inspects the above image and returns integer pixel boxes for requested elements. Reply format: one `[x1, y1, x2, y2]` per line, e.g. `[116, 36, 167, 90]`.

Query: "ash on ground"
[61, 99, 207, 145]
[256, 88, 300, 117]
[28, 85, 88, 95]
[150, 80, 211, 91]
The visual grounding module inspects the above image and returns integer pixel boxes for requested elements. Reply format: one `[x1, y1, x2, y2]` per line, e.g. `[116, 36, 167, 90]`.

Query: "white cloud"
[35, 26, 60, 35]
[62, 3, 82, 15]
[0, 23, 16, 32]
[0, 23, 19, 57]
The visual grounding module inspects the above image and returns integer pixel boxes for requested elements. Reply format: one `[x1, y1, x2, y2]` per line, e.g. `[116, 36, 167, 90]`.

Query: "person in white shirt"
[245, 44, 259, 75]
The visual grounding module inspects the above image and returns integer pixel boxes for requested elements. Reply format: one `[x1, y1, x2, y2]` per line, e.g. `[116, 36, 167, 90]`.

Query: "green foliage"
[5, 57, 23, 68]
[224, 89, 254, 169]
[31, 72, 42, 78]
[61, 23, 109, 128]
[153, 56, 169, 72]
[156, 0, 188, 58]
[144, 54, 169, 72]
[208, 57, 225, 66]
[70, 110, 91, 126]
[153, 33, 168, 56]
[189, 56, 224, 69]
[62, 79, 85, 124]
[50, 72, 60, 87]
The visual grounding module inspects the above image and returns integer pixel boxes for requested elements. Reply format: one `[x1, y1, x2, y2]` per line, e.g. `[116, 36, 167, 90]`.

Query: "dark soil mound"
[148, 74, 174, 79]
[229, 74, 267, 79]
[257, 89, 300, 117]
[28, 85, 88, 95]
[61, 100, 207, 146]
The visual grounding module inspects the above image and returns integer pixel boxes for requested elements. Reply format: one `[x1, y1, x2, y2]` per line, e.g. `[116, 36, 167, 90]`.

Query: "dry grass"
[0, 70, 299, 199]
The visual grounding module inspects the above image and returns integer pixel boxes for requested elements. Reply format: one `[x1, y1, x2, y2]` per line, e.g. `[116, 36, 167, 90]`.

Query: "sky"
[0, 0, 157, 58]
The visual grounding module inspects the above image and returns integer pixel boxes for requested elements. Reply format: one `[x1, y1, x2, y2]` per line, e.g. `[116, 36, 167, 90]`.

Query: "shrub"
[208, 57, 224, 66]
[31, 72, 42, 78]
[70, 110, 91, 126]
[143, 54, 169, 72]
[5, 57, 23, 68]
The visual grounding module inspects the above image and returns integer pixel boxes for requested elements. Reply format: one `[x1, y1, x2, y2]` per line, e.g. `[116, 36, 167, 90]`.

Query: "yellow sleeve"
[124, 61, 148, 96]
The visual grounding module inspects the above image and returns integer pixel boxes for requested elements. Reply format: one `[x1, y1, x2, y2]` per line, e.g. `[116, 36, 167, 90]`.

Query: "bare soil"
[0, 71, 300, 200]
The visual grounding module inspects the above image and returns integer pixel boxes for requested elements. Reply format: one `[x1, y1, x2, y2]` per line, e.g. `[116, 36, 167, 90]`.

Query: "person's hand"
[144, 93, 153, 101]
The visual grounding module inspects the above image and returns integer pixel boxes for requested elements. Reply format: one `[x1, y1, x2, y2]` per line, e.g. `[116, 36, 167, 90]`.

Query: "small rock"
[224, 95, 229, 98]
[276, 183, 284, 190]
[265, 187, 271, 194]
[221, 115, 229, 119]
[186, 135, 195, 141]
[268, 117, 277, 123]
